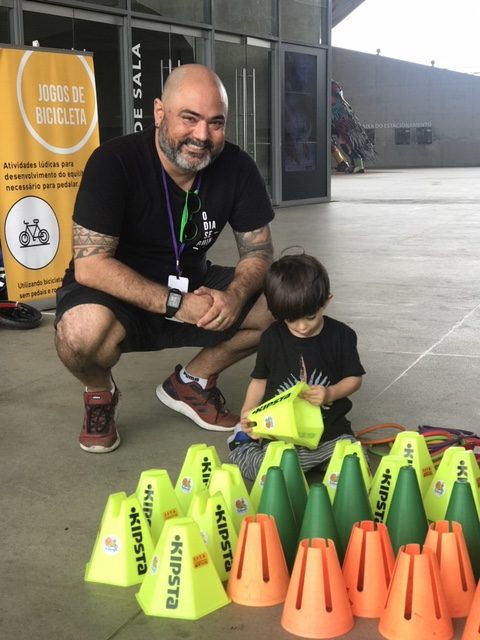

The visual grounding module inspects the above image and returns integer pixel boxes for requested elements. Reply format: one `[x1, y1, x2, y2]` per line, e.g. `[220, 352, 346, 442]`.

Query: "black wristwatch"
[165, 288, 183, 318]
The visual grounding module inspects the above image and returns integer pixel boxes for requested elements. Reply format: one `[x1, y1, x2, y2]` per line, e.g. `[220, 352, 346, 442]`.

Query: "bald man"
[54, 64, 275, 453]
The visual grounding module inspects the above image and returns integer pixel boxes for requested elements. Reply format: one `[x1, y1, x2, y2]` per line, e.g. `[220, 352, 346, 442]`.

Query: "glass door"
[215, 35, 272, 194]
[281, 45, 328, 202]
[131, 22, 207, 131]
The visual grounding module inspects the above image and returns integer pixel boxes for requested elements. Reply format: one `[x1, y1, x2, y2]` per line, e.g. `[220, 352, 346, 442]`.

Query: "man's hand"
[193, 287, 243, 330]
[174, 291, 214, 324]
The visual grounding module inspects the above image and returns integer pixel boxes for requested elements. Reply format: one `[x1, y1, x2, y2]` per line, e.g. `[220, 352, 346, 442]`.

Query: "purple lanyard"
[160, 163, 201, 277]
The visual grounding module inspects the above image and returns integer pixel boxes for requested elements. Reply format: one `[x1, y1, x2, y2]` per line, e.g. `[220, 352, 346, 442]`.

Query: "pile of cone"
[83, 434, 480, 638]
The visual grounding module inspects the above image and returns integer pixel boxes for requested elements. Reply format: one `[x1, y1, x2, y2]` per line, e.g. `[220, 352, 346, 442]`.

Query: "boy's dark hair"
[264, 253, 330, 321]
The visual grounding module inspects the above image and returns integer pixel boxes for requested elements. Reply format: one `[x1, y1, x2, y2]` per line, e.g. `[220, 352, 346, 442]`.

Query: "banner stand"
[0, 45, 99, 306]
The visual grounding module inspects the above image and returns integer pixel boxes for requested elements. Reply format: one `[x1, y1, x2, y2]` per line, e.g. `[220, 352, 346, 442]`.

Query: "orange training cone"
[226, 513, 289, 606]
[281, 537, 354, 638]
[378, 544, 453, 640]
[424, 520, 476, 617]
[461, 579, 480, 640]
[342, 520, 396, 618]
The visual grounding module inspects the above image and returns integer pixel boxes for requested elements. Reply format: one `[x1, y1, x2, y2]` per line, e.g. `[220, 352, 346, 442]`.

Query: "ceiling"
[332, 0, 366, 27]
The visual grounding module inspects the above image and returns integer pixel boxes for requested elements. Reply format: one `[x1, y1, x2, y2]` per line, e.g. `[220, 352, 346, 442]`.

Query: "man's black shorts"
[55, 263, 260, 353]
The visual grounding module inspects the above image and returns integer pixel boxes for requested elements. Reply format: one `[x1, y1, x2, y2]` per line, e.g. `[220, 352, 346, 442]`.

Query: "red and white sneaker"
[156, 365, 239, 432]
[79, 386, 121, 453]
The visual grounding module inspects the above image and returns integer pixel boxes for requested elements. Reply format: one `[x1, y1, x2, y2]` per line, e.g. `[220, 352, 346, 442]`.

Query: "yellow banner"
[0, 47, 99, 303]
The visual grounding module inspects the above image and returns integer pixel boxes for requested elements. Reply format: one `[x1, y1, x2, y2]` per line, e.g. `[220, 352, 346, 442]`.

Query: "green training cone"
[249, 440, 295, 510]
[174, 444, 222, 514]
[258, 466, 298, 570]
[135, 469, 183, 544]
[85, 491, 155, 587]
[187, 489, 238, 582]
[298, 483, 341, 554]
[280, 448, 309, 526]
[445, 479, 480, 580]
[208, 463, 255, 533]
[323, 439, 372, 503]
[136, 516, 230, 619]
[423, 446, 480, 522]
[332, 454, 373, 560]
[386, 464, 429, 555]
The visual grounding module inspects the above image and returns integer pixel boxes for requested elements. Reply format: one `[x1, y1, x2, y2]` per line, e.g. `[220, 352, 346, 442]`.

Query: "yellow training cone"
[323, 439, 372, 503]
[136, 516, 231, 619]
[135, 469, 183, 544]
[249, 382, 324, 449]
[85, 492, 154, 587]
[423, 447, 480, 522]
[187, 489, 238, 582]
[174, 443, 222, 513]
[250, 440, 296, 510]
[208, 464, 255, 532]
[369, 454, 409, 525]
[389, 430, 435, 495]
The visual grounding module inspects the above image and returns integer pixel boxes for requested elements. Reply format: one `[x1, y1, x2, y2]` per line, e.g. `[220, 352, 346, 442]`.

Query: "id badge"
[166, 275, 189, 323]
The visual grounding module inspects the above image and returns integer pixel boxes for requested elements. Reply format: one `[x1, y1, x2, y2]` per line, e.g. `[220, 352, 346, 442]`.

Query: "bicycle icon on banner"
[19, 219, 50, 247]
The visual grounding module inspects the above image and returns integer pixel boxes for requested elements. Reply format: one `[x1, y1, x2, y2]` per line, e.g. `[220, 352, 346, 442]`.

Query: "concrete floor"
[3, 167, 479, 639]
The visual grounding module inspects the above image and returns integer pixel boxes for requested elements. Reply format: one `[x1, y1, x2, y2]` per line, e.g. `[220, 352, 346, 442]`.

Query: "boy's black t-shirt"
[251, 316, 366, 441]
[66, 126, 275, 290]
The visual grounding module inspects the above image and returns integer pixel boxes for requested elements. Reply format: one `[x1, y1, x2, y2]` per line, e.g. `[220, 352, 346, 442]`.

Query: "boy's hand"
[240, 414, 260, 439]
[299, 385, 329, 407]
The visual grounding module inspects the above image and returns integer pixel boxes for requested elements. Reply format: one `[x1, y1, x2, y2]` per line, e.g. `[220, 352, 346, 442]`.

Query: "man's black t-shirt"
[66, 125, 274, 290]
[251, 317, 366, 441]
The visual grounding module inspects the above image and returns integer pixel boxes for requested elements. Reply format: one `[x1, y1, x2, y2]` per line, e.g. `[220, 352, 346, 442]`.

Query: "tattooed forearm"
[234, 225, 274, 263]
[73, 222, 119, 260]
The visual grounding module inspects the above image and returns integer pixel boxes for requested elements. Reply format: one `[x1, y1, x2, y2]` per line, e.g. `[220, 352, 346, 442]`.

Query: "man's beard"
[157, 122, 221, 172]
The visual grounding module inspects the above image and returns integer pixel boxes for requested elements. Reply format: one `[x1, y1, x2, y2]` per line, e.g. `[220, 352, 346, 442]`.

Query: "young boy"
[228, 252, 366, 480]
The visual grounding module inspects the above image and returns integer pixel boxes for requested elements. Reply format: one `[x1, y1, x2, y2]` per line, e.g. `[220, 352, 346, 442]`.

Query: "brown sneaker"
[156, 365, 239, 432]
[79, 386, 121, 453]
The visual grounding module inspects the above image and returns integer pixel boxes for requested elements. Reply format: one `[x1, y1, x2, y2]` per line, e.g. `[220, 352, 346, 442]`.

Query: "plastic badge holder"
[249, 382, 324, 450]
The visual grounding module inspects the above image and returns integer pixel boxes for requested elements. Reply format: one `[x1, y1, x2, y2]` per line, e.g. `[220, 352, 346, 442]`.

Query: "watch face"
[168, 291, 182, 307]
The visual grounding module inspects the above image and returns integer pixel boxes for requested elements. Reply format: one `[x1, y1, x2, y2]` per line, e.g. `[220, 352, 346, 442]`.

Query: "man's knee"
[55, 304, 123, 356]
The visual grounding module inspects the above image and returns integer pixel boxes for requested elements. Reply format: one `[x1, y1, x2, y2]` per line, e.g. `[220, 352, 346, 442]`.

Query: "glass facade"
[214, 0, 276, 37]
[131, 25, 206, 131]
[281, 0, 328, 45]
[23, 11, 123, 142]
[0, 6, 10, 43]
[1, 0, 332, 204]
[131, 0, 209, 23]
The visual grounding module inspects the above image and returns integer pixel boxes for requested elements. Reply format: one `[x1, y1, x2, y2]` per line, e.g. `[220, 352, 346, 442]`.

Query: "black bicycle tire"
[0, 301, 43, 329]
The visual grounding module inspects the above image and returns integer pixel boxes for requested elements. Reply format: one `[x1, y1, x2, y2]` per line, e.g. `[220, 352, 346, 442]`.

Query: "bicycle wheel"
[0, 301, 43, 329]
[19, 231, 30, 246]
